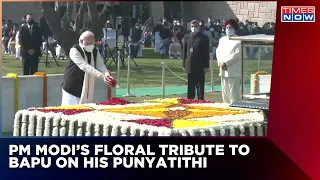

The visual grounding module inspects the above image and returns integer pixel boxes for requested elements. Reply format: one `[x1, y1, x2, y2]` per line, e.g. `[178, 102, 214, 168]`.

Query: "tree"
[40, 1, 115, 55]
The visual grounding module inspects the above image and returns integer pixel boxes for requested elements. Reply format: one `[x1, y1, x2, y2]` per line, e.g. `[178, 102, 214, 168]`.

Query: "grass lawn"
[2, 48, 272, 88]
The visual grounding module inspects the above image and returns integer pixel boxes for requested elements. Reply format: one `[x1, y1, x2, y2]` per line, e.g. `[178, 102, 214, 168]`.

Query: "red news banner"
[8, 144, 250, 168]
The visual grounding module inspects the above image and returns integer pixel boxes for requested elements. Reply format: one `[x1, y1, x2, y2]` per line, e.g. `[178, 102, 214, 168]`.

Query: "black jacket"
[183, 32, 210, 74]
[159, 28, 171, 39]
[18, 22, 43, 57]
[62, 45, 98, 98]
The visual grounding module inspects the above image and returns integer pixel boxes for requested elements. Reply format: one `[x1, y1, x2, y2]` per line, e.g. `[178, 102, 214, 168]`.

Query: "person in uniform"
[216, 19, 242, 104]
[61, 31, 114, 105]
[182, 20, 210, 100]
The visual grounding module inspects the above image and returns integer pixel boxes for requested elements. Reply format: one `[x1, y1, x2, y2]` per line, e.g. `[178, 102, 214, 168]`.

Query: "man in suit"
[183, 20, 210, 100]
[19, 14, 43, 75]
[3, 20, 12, 54]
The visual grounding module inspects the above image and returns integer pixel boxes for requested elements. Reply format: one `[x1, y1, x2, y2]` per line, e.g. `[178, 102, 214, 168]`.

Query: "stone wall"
[151, 1, 277, 26]
[3, 1, 277, 27]
[227, 1, 277, 24]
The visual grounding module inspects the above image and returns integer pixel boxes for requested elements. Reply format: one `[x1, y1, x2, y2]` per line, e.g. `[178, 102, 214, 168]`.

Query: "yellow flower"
[7, 73, 19, 113]
[7, 73, 18, 79]
[104, 104, 170, 111]
[184, 109, 248, 119]
[173, 119, 220, 129]
[145, 98, 179, 104]
[106, 109, 168, 118]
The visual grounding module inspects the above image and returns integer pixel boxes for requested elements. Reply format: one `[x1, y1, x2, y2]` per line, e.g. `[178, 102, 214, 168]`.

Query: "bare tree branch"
[61, 14, 69, 30]
[54, 2, 62, 17]
[87, 2, 99, 22]
[66, 2, 74, 21]
[99, 1, 111, 17]
[99, 2, 114, 29]
[41, 2, 63, 37]
[40, 1, 117, 56]
[87, 2, 101, 39]
[75, 2, 86, 33]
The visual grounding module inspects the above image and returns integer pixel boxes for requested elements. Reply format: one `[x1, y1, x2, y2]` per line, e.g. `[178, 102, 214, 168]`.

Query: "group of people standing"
[182, 18, 275, 104]
[2, 19, 21, 59]
[152, 19, 184, 59]
[2, 13, 274, 106]
[2, 14, 43, 75]
[149, 17, 275, 61]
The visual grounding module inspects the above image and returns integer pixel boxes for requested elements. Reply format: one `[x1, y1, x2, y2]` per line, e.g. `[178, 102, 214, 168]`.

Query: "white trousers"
[169, 43, 181, 56]
[15, 46, 21, 59]
[221, 77, 241, 104]
[61, 89, 80, 106]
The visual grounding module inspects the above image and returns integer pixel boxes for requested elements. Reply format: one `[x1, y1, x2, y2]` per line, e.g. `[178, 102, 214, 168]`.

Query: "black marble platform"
[230, 99, 269, 110]
[230, 99, 269, 121]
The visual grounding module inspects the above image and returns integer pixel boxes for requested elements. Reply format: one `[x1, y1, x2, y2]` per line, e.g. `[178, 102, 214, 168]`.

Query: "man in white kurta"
[216, 19, 242, 104]
[61, 31, 114, 106]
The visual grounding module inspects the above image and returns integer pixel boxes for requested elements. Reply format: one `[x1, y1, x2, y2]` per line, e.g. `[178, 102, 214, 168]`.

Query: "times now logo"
[281, 6, 315, 22]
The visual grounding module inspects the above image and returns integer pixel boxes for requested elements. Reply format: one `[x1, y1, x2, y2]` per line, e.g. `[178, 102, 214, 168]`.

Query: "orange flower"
[34, 72, 46, 77]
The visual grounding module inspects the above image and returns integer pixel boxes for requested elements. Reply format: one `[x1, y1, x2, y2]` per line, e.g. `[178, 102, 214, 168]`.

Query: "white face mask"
[210, 28, 214, 31]
[83, 44, 95, 52]
[191, 27, 199, 33]
[226, 29, 235, 36]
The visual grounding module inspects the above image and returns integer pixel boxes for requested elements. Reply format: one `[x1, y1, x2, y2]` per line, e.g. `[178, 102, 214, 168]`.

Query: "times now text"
[281, 6, 315, 22]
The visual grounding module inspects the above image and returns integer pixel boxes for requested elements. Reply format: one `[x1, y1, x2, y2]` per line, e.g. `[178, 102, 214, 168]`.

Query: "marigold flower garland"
[34, 72, 47, 107]
[178, 98, 214, 104]
[15, 96, 265, 137]
[253, 71, 268, 94]
[7, 73, 19, 113]
[145, 98, 179, 104]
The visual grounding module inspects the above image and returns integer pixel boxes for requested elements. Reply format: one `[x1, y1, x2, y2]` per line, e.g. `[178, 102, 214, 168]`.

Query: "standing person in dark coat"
[252, 22, 262, 34]
[3, 20, 12, 54]
[159, 22, 171, 57]
[20, 16, 27, 27]
[182, 20, 210, 100]
[236, 22, 249, 36]
[18, 14, 43, 75]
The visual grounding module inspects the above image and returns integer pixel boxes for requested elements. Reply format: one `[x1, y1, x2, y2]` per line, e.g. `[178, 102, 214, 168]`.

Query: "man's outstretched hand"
[104, 75, 116, 87]
[219, 62, 228, 70]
